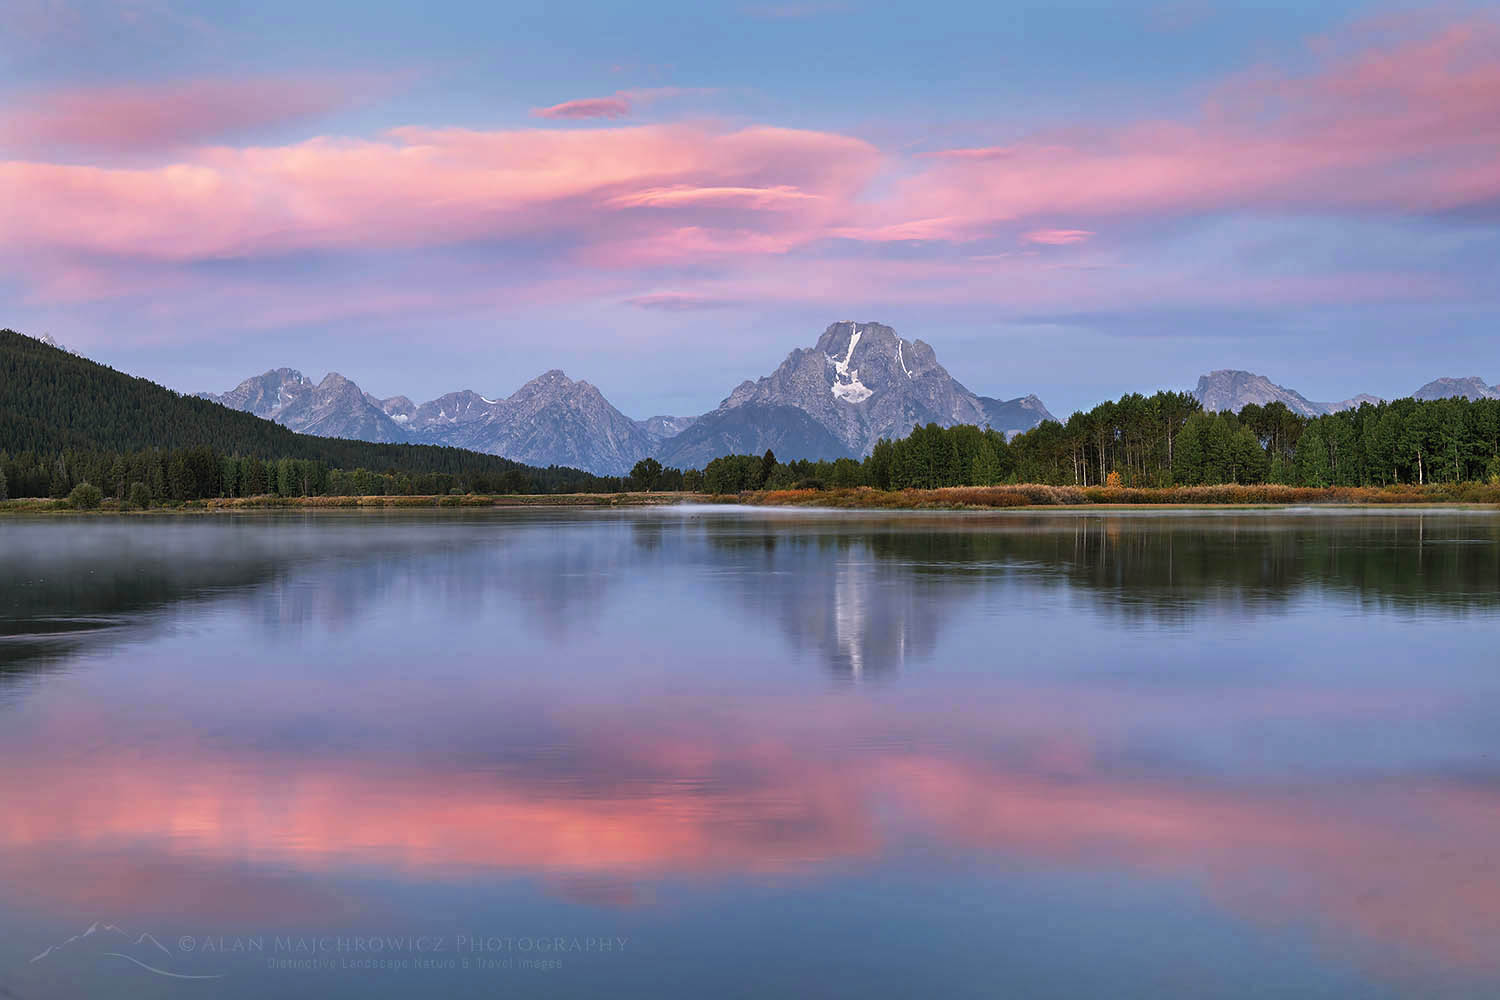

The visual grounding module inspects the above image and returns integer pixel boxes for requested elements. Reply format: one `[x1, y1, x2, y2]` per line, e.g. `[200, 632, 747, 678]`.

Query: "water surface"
[1, 508, 1497, 997]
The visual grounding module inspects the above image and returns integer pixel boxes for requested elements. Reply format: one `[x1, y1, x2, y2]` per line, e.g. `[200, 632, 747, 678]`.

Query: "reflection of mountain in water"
[3, 511, 1499, 683]
[700, 528, 947, 680]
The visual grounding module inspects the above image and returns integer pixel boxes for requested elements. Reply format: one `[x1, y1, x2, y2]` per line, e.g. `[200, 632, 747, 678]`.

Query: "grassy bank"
[7, 483, 1500, 515]
[742, 483, 1500, 509]
[0, 492, 692, 514]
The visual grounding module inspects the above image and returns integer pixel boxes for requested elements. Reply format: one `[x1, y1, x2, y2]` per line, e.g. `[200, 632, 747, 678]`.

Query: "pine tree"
[866, 439, 894, 490]
[1295, 422, 1332, 487]
[1172, 415, 1207, 485]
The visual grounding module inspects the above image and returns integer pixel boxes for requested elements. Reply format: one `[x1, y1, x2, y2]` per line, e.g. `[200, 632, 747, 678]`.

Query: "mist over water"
[1, 509, 1497, 998]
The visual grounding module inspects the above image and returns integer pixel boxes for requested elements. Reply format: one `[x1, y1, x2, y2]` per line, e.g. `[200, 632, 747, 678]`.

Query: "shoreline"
[737, 484, 1500, 510]
[0, 492, 689, 514]
[4, 482, 1499, 515]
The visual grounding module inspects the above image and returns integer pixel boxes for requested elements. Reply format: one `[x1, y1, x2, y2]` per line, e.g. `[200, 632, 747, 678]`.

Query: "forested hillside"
[0, 330, 619, 498]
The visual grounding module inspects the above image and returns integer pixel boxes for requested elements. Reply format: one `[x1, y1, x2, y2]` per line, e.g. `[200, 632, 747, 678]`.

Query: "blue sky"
[2, 0, 1496, 417]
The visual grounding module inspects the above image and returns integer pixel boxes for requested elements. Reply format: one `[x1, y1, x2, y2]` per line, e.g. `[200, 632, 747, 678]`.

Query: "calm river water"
[1, 508, 1497, 998]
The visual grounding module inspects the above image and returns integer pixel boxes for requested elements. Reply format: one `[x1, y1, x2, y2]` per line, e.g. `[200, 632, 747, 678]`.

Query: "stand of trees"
[1012, 395, 1500, 488]
[0, 446, 638, 503]
[697, 394, 1500, 494]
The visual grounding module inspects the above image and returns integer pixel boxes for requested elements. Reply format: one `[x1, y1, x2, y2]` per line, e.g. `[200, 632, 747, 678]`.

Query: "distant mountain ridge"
[1193, 370, 1341, 418]
[205, 321, 1053, 472]
[634, 414, 699, 444]
[1411, 377, 1500, 401]
[385, 370, 655, 475]
[204, 368, 659, 474]
[1192, 370, 1500, 417]
[201, 368, 407, 442]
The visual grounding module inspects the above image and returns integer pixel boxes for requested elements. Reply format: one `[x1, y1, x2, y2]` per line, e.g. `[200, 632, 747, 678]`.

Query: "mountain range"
[2, 326, 607, 491]
[203, 321, 1056, 474]
[1192, 370, 1500, 417]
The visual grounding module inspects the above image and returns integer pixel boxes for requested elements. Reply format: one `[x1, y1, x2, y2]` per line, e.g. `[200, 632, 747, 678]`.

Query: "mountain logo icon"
[29, 922, 224, 980]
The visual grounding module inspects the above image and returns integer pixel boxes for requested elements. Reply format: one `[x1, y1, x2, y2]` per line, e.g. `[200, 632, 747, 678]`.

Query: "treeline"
[0, 446, 642, 503]
[1011, 395, 1500, 487]
[698, 394, 1500, 493]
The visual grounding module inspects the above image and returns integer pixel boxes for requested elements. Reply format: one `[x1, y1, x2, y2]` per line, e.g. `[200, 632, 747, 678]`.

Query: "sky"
[2, 0, 1498, 419]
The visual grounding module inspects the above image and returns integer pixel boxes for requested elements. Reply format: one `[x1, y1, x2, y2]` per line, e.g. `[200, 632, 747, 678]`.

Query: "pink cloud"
[1, 16, 1495, 324]
[0, 123, 878, 266]
[1024, 228, 1094, 245]
[871, 19, 1500, 242]
[531, 86, 710, 120]
[0, 76, 374, 154]
[532, 95, 633, 119]
[624, 292, 739, 310]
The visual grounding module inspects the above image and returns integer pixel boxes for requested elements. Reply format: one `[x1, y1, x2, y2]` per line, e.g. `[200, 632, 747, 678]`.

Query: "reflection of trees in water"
[1, 519, 305, 676]
[3, 511, 1498, 683]
[0, 513, 647, 680]
[698, 511, 1500, 674]
[859, 513, 1500, 625]
[0, 514, 523, 676]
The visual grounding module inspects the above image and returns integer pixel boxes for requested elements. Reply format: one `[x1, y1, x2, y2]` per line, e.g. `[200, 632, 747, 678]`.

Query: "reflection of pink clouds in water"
[883, 757, 1500, 971]
[1, 699, 1496, 973]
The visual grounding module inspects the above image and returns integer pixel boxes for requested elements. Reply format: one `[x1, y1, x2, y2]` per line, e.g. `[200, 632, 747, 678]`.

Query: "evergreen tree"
[760, 449, 778, 484]
[108, 456, 128, 498]
[1172, 415, 1207, 485]
[1230, 425, 1268, 483]
[866, 439, 894, 490]
[1295, 422, 1332, 487]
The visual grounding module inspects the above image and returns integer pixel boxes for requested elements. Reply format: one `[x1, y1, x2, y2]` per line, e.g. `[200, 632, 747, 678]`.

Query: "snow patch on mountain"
[828, 325, 874, 403]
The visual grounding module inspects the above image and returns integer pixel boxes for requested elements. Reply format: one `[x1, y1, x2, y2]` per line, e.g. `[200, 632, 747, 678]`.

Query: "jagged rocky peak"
[375, 395, 417, 425]
[408, 390, 499, 430]
[313, 372, 371, 404]
[1413, 377, 1500, 401]
[814, 321, 939, 403]
[512, 369, 585, 401]
[203, 367, 408, 442]
[524, 368, 574, 386]
[979, 393, 1057, 434]
[668, 319, 1042, 464]
[1193, 370, 1327, 418]
[208, 368, 314, 417]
